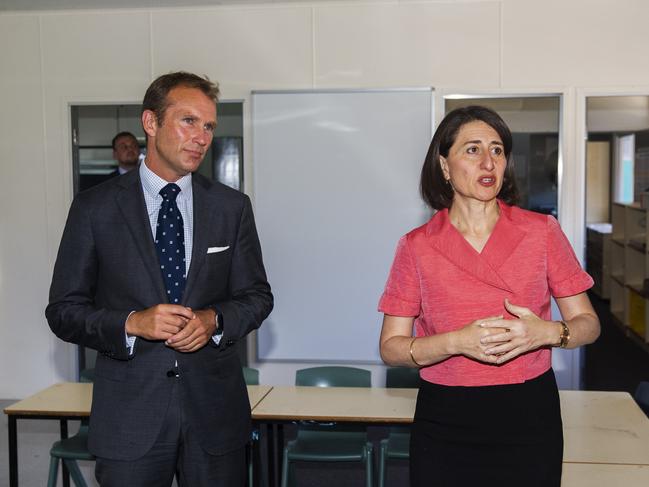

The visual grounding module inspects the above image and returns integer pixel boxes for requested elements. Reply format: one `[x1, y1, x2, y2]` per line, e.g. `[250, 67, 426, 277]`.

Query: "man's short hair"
[142, 71, 220, 125]
[111, 131, 139, 150]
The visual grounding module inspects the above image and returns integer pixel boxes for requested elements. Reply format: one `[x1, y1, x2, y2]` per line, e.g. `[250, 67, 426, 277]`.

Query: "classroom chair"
[378, 366, 420, 487]
[635, 381, 649, 418]
[78, 368, 94, 383]
[47, 372, 95, 487]
[281, 366, 373, 487]
[243, 366, 260, 386]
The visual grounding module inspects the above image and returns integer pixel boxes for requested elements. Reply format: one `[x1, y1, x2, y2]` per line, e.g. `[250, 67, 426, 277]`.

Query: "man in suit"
[110, 130, 140, 176]
[78, 131, 140, 192]
[46, 71, 273, 486]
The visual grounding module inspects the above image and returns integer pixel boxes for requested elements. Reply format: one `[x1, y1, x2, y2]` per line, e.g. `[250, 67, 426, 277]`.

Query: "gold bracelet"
[409, 337, 423, 367]
[558, 320, 571, 348]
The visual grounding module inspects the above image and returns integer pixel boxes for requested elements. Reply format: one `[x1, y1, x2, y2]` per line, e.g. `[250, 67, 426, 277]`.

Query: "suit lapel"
[427, 203, 522, 293]
[183, 176, 217, 303]
[116, 171, 167, 302]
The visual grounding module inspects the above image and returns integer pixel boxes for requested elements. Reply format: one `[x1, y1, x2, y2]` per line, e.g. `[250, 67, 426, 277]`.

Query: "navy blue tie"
[155, 183, 186, 304]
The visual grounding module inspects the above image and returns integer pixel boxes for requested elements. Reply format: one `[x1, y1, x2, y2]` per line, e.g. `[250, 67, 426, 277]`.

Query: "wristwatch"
[558, 321, 570, 348]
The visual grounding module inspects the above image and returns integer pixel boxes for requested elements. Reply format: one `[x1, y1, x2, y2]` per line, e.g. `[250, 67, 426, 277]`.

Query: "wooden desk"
[253, 387, 649, 487]
[562, 463, 649, 487]
[6, 384, 649, 487]
[561, 390, 649, 466]
[3, 382, 272, 487]
[252, 385, 417, 423]
[248, 384, 274, 410]
[4, 382, 92, 418]
[254, 387, 649, 465]
[4, 383, 91, 487]
[252, 386, 417, 487]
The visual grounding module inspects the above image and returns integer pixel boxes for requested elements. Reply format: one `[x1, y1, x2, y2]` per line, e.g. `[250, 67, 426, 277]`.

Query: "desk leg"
[251, 429, 260, 487]
[266, 423, 277, 487]
[8, 416, 17, 487]
[266, 423, 285, 487]
[277, 425, 284, 487]
[60, 420, 70, 487]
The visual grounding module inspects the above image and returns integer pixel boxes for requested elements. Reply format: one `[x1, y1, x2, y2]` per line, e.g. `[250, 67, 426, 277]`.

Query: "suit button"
[166, 370, 178, 378]
[226, 340, 235, 347]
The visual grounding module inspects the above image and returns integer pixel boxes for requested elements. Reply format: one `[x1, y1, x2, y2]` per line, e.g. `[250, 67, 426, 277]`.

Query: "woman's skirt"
[410, 368, 563, 487]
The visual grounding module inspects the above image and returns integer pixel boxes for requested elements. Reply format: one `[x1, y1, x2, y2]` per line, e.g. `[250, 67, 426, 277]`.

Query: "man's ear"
[142, 110, 158, 138]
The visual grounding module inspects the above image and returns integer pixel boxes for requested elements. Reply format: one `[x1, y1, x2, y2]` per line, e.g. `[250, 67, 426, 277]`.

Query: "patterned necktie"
[155, 183, 186, 304]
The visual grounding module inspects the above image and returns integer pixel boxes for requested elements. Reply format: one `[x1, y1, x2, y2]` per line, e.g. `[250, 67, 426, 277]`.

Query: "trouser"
[95, 379, 246, 487]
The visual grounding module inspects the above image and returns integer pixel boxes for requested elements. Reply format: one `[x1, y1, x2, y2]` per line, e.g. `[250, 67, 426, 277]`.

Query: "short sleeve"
[547, 216, 594, 297]
[378, 235, 422, 316]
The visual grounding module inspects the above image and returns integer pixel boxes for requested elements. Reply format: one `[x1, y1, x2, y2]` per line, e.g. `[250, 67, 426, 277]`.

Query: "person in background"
[110, 130, 141, 175]
[47, 71, 273, 487]
[378, 105, 600, 487]
[78, 131, 140, 191]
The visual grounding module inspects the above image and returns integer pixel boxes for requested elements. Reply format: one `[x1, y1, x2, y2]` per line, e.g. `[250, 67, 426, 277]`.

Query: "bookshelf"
[609, 202, 649, 342]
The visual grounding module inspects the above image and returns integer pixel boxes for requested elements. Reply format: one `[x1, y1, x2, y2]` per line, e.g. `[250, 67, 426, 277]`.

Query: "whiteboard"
[252, 89, 433, 362]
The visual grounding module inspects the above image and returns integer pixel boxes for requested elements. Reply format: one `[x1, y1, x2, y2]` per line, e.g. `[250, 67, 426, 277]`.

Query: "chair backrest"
[634, 381, 649, 417]
[243, 366, 260, 386]
[385, 367, 420, 389]
[79, 368, 95, 383]
[295, 366, 371, 388]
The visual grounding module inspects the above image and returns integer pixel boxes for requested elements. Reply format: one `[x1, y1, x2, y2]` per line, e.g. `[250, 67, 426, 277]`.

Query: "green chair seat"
[285, 430, 372, 461]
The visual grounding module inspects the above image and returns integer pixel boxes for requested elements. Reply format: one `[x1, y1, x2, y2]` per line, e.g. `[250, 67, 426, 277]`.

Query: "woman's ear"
[439, 156, 450, 181]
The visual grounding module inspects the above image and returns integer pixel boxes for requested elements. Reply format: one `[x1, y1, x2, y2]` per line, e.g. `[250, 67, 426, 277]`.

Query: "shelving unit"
[587, 223, 612, 299]
[609, 202, 649, 342]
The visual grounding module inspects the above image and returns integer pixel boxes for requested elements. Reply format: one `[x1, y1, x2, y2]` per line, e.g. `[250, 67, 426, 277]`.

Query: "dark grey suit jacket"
[46, 169, 273, 460]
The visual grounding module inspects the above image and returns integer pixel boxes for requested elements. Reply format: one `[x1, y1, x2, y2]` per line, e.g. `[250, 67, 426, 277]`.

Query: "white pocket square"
[207, 246, 230, 254]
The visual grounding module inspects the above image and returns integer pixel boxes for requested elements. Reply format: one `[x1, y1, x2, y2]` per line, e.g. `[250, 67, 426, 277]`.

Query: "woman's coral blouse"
[378, 201, 593, 386]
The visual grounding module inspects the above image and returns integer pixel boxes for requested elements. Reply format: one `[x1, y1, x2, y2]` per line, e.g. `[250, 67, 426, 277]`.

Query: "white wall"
[2, 0, 649, 397]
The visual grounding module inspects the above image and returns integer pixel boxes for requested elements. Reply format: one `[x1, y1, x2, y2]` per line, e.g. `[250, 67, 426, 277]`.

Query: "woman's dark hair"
[420, 105, 519, 210]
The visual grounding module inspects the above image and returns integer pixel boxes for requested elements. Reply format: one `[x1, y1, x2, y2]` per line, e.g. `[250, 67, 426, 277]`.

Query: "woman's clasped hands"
[476, 298, 558, 364]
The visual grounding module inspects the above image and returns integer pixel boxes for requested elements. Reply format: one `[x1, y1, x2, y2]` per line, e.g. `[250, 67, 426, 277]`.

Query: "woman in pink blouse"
[378, 106, 600, 486]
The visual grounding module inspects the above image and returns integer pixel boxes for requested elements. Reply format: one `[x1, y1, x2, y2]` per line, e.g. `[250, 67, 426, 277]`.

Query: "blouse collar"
[425, 200, 526, 292]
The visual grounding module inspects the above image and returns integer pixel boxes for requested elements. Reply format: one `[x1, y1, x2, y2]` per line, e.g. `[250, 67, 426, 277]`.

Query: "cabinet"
[609, 203, 649, 342]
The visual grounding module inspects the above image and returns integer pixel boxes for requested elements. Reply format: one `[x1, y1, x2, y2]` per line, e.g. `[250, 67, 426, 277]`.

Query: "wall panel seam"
[311, 5, 316, 88]
[149, 10, 154, 80]
[498, 0, 503, 88]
